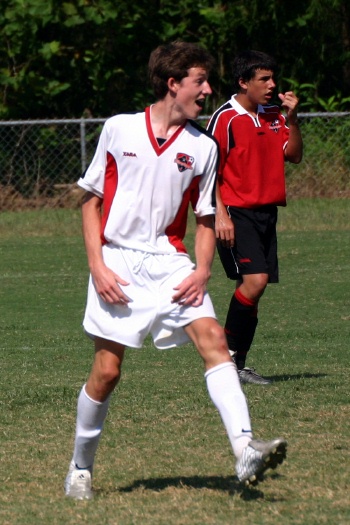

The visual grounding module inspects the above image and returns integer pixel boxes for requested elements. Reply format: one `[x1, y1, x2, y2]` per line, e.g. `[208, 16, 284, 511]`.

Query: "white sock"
[72, 384, 110, 471]
[205, 362, 252, 458]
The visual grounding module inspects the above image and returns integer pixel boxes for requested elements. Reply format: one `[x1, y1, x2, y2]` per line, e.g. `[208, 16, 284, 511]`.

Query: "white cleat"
[65, 462, 93, 500]
[236, 438, 287, 486]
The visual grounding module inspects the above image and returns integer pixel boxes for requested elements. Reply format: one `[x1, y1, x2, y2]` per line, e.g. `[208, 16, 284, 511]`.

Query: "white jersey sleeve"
[193, 137, 218, 218]
[77, 123, 109, 198]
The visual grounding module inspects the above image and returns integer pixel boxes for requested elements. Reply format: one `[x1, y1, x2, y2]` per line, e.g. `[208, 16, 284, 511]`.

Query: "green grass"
[0, 199, 349, 524]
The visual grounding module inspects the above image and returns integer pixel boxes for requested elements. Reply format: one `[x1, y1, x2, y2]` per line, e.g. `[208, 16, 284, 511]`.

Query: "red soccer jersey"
[207, 95, 289, 208]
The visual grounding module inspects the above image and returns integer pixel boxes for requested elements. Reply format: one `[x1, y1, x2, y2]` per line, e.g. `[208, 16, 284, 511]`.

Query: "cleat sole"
[239, 440, 287, 487]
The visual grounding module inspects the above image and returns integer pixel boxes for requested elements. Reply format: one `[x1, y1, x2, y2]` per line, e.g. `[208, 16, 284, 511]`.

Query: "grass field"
[0, 199, 349, 525]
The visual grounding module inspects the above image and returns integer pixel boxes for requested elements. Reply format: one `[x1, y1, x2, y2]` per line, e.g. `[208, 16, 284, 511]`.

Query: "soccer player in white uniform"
[64, 41, 287, 500]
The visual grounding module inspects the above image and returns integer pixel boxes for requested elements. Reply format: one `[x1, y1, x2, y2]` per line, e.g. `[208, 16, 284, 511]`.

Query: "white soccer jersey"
[78, 106, 218, 254]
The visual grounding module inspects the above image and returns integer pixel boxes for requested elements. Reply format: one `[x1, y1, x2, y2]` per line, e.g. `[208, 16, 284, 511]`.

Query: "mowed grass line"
[0, 199, 349, 524]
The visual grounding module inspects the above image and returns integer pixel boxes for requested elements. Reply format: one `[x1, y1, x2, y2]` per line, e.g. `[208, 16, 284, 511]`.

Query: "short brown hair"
[148, 41, 215, 99]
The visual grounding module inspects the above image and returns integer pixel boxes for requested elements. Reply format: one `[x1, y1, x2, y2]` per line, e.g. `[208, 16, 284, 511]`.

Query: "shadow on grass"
[116, 473, 285, 500]
[265, 372, 327, 383]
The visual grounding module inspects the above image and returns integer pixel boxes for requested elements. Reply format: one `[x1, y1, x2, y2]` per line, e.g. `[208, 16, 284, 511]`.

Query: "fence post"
[80, 118, 87, 175]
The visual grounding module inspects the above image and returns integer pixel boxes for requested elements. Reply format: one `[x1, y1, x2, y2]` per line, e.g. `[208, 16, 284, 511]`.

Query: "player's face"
[242, 69, 276, 106]
[174, 67, 212, 119]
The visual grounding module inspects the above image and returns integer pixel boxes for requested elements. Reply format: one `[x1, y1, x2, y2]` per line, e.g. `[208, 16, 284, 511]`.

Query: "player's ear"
[168, 77, 180, 94]
[238, 77, 248, 91]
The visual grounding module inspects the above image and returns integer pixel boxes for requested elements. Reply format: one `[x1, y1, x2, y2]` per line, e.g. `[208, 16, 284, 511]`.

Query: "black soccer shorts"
[217, 205, 279, 283]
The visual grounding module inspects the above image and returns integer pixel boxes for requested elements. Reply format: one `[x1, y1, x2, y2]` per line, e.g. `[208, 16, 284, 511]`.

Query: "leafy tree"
[0, 0, 349, 118]
[0, 0, 160, 118]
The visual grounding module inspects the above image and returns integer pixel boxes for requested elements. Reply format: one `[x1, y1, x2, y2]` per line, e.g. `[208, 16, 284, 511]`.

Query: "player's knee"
[86, 363, 121, 401]
[198, 324, 232, 368]
[197, 321, 228, 354]
[93, 362, 122, 394]
[101, 365, 121, 386]
[244, 274, 268, 298]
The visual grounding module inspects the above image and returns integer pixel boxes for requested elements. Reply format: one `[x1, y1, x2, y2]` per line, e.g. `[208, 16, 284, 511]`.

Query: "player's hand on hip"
[172, 269, 208, 307]
[92, 265, 130, 306]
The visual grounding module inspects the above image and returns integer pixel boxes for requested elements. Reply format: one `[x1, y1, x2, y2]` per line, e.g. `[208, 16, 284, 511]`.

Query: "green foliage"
[0, 0, 349, 117]
[284, 79, 350, 112]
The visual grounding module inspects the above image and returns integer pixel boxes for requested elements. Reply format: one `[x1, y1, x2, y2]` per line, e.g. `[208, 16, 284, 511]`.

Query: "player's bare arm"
[82, 192, 130, 306]
[172, 215, 215, 307]
[215, 182, 235, 247]
[279, 91, 303, 164]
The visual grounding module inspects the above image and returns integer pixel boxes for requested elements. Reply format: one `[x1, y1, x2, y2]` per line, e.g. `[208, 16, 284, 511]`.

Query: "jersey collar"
[229, 94, 265, 115]
[145, 106, 185, 156]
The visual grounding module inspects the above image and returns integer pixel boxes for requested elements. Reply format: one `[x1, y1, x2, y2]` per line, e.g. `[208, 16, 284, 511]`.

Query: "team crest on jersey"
[174, 153, 194, 172]
[269, 119, 281, 133]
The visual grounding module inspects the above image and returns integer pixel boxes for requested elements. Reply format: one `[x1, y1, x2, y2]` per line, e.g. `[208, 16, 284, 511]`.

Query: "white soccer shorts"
[82, 244, 217, 349]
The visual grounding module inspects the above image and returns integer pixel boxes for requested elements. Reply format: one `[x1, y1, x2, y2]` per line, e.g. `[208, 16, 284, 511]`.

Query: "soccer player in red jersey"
[207, 50, 303, 385]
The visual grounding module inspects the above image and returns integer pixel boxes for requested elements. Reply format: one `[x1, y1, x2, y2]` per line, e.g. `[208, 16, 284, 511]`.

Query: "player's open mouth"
[195, 99, 205, 108]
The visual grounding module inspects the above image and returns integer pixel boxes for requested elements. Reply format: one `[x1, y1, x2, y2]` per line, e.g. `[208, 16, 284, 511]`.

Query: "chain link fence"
[0, 113, 350, 212]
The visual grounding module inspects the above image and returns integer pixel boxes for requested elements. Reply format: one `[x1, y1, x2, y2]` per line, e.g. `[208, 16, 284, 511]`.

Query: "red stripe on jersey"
[165, 176, 200, 253]
[101, 151, 118, 244]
